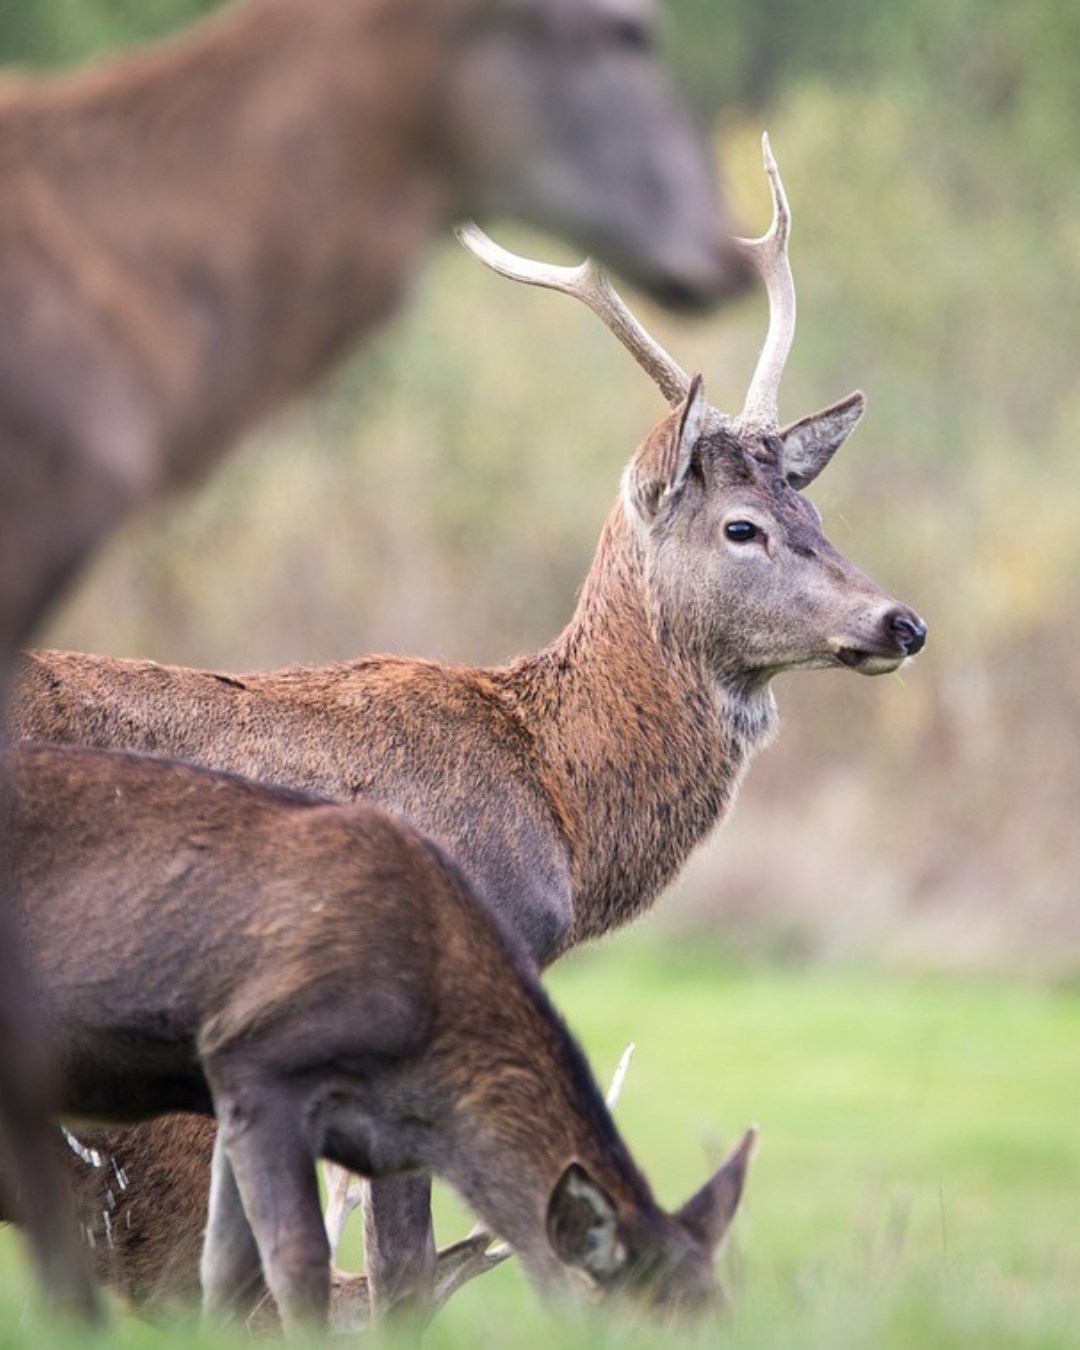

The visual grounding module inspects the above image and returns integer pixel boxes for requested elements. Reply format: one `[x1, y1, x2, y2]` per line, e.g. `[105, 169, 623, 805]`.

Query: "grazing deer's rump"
[4, 742, 753, 1335]
[0, 0, 745, 1311]
[7, 142, 926, 1323]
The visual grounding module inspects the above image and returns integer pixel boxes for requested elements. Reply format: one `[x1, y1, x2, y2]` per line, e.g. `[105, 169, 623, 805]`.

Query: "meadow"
[3, 936, 1077, 1348]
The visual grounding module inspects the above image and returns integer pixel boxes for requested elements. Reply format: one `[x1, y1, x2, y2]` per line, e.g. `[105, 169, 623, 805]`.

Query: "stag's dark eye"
[724, 520, 759, 543]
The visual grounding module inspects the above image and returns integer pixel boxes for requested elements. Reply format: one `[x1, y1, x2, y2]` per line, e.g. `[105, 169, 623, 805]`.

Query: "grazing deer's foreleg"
[363, 1175, 436, 1327]
[210, 1093, 329, 1336]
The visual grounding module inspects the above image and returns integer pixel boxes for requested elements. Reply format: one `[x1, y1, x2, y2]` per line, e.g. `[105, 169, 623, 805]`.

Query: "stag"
[4, 742, 753, 1335]
[0, 0, 746, 1311]
[8, 141, 925, 1321]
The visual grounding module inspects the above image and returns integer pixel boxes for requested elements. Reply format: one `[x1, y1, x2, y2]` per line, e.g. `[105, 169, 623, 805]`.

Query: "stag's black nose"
[888, 610, 927, 657]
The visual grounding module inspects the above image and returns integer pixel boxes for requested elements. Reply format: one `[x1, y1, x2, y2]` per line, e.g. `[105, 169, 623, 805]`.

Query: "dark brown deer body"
[6, 148, 925, 1317]
[0, 0, 746, 1309]
[3, 742, 751, 1334]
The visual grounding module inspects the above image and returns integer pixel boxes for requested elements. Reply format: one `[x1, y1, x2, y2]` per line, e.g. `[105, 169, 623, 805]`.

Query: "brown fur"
[0, 0, 745, 1310]
[9, 380, 925, 1314]
[4, 743, 752, 1334]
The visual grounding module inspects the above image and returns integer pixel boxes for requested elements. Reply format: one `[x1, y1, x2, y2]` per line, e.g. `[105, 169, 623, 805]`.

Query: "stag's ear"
[625, 374, 708, 522]
[675, 1127, 756, 1255]
[779, 390, 865, 489]
[547, 1163, 627, 1281]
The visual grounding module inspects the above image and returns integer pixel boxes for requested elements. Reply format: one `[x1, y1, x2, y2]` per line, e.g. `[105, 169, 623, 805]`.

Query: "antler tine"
[323, 1161, 363, 1263]
[605, 1042, 636, 1111]
[734, 133, 796, 433]
[455, 222, 692, 408]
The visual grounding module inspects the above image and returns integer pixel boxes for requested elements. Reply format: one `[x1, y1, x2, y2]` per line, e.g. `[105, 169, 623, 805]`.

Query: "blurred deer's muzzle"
[644, 239, 756, 314]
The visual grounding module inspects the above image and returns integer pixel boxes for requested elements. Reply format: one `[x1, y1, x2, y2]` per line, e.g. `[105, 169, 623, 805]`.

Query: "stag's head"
[458, 136, 926, 687]
[546, 1127, 754, 1316]
[443, 0, 749, 308]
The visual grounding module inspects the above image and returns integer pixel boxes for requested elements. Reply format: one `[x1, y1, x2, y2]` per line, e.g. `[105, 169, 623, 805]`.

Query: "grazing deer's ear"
[546, 1163, 627, 1281]
[675, 1127, 756, 1255]
[779, 390, 865, 489]
[625, 374, 708, 522]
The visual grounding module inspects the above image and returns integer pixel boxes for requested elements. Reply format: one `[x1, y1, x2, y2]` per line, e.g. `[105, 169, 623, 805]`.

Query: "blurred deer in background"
[8, 139, 926, 1325]
[0, 0, 745, 662]
[5, 742, 754, 1336]
[0, 0, 748, 1312]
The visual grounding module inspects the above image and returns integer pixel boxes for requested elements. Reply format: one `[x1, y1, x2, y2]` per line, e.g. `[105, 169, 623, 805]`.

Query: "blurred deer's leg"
[0, 418, 138, 1322]
[0, 894, 100, 1322]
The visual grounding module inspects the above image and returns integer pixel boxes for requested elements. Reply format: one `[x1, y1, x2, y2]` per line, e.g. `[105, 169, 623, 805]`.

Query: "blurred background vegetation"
[3, 0, 1078, 977]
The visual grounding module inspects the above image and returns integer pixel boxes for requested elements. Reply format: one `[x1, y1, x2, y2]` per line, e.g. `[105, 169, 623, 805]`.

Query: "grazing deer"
[3, 742, 754, 1335]
[7, 142, 926, 1320]
[0, 0, 748, 1310]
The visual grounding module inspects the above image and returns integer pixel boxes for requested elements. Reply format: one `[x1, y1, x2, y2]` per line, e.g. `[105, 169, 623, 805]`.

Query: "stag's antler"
[454, 223, 692, 408]
[733, 133, 795, 434]
[324, 1162, 362, 1263]
[605, 1041, 636, 1109]
[458, 133, 798, 438]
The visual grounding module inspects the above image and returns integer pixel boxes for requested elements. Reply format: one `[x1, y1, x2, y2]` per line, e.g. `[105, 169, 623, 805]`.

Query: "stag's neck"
[498, 507, 777, 949]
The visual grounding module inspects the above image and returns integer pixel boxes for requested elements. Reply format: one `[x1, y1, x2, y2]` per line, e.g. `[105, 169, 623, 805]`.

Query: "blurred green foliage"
[2, 0, 1078, 969]
[0, 0, 217, 68]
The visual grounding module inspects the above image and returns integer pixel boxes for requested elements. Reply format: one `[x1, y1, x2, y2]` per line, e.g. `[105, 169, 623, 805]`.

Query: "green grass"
[3, 938, 1078, 1347]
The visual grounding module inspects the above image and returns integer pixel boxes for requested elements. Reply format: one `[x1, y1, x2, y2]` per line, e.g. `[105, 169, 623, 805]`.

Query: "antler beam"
[455, 222, 692, 409]
[459, 134, 798, 435]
